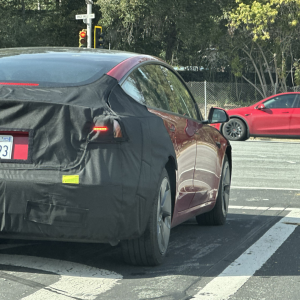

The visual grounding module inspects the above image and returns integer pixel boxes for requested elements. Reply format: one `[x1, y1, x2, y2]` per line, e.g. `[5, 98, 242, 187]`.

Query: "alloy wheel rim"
[156, 177, 171, 254]
[225, 121, 243, 139]
[221, 162, 230, 216]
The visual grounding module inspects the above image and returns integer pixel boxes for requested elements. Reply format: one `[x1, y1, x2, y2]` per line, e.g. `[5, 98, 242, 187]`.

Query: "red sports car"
[0, 48, 231, 266]
[212, 92, 300, 141]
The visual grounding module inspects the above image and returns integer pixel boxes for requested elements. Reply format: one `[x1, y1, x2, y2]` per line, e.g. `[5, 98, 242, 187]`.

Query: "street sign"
[76, 13, 95, 20]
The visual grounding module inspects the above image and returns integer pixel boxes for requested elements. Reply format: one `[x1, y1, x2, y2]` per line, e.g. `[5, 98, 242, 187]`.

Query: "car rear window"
[0, 52, 123, 87]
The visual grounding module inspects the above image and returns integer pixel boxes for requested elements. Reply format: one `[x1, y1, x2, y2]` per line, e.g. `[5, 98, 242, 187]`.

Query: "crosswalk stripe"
[229, 205, 296, 211]
[0, 255, 122, 300]
[192, 208, 300, 300]
[231, 186, 300, 191]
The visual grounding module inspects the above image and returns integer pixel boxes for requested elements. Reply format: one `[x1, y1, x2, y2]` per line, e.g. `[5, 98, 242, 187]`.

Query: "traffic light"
[94, 26, 104, 49]
[79, 29, 87, 48]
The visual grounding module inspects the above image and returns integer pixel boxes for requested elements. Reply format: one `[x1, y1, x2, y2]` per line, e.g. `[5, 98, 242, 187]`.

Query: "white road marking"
[243, 140, 300, 143]
[229, 206, 268, 210]
[268, 207, 287, 211]
[231, 186, 300, 191]
[255, 207, 270, 210]
[286, 161, 296, 164]
[192, 208, 300, 300]
[238, 206, 258, 210]
[0, 255, 122, 300]
[229, 205, 243, 209]
[229, 205, 295, 211]
[245, 198, 260, 202]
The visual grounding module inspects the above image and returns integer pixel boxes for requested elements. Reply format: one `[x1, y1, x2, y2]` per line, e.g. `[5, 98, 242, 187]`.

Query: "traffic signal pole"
[86, 0, 92, 48]
[75, 1, 95, 48]
[86, 0, 93, 48]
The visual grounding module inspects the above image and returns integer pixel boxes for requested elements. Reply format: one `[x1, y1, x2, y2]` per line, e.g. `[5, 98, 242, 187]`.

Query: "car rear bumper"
[0, 166, 145, 245]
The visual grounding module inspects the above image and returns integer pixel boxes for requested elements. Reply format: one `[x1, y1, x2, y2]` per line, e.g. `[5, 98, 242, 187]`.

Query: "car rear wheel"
[196, 155, 231, 226]
[121, 168, 172, 266]
[222, 118, 247, 141]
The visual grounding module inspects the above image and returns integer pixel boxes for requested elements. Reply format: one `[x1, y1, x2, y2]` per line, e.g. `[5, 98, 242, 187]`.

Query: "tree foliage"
[96, 0, 231, 66]
[0, 0, 101, 48]
[227, 0, 300, 96]
[1, 0, 300, 92]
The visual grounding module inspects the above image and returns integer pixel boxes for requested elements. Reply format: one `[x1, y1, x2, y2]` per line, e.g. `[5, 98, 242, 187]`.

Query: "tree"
[226, 0, 300, 96]
[0, 0, 101, 48]
[96, 0, 231, 66]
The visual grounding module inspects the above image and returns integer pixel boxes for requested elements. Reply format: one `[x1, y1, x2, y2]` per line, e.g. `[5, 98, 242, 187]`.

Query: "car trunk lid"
[0, 99, 93, 169]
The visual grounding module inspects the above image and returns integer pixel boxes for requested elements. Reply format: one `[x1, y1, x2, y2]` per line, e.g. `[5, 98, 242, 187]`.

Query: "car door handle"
[215, 141, 221, 149]
[282, 112, 289, 113]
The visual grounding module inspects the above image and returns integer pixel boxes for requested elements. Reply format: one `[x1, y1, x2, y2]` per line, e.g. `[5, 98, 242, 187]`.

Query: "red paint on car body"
[209, 123, 221, 130]
[13, 136, 29, 160]
[107, 55, 160, 81]
[0, 83, 39, 86]
[148, 108, 227, 228]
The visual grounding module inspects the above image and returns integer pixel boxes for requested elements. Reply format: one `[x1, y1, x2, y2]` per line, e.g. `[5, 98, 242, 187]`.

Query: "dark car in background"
[212, 92, 300, 141]
[0, 48, 231, 266]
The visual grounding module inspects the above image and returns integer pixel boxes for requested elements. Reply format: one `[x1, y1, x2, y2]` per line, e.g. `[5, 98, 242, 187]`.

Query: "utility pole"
[86, 0, 93, 48]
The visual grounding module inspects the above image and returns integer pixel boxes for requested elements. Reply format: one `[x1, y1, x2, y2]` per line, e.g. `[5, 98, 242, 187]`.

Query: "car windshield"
[0, 51, 125, 87]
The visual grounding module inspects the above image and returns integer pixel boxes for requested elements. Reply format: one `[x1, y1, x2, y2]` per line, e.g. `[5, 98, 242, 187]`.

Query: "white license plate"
[0, 135, 13, 159]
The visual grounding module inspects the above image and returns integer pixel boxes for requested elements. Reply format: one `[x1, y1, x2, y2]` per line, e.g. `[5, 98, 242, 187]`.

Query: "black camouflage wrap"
[0, 75, 176, 245]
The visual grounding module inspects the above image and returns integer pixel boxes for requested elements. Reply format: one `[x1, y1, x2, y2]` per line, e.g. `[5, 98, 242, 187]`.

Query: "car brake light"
[93, 120, 123, 139]
[93, 126, 108, 132]
[0, 82, 39, 86]
[93, 121, 123, 138]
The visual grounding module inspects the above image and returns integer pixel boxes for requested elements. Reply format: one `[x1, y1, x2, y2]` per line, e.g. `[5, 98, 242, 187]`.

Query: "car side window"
[136, 65, 171, 110]
[121, 72, 145, 104]
[122, 65, 170, 111]
[264, 94, 296, 109]
[293, 95, 300, 108]
[160, 66, 199, 120]
[121, 63, 201, 120]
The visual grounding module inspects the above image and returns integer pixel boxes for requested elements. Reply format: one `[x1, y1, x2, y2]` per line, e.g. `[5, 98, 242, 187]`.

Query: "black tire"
[222, 118, 247, 141]
[196, 155, 231, 226]
[121, 168, 172, 266]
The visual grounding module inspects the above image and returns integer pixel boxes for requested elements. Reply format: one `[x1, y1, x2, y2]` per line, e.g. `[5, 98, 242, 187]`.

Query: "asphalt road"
[0, 140, 300, 300]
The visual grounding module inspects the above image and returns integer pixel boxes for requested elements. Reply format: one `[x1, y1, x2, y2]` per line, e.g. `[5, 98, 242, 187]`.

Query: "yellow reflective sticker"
[62, 175, 79, 184]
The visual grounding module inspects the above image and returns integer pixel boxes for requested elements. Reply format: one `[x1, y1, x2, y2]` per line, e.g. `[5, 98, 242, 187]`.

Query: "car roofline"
[106, 55, 161, 81]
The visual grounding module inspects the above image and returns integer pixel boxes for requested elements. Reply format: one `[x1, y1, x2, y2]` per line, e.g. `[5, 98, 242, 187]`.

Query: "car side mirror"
[205, 107, 229, 124]
[257, 104, 266, 110]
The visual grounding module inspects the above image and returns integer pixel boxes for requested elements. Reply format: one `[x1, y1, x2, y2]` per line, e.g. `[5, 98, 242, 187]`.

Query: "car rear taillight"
[93, 126, 108, 132]
[92, 120, 123, 138]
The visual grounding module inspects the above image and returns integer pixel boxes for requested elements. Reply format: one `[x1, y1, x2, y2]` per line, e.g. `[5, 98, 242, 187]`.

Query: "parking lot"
[0, 139, 300, 300]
